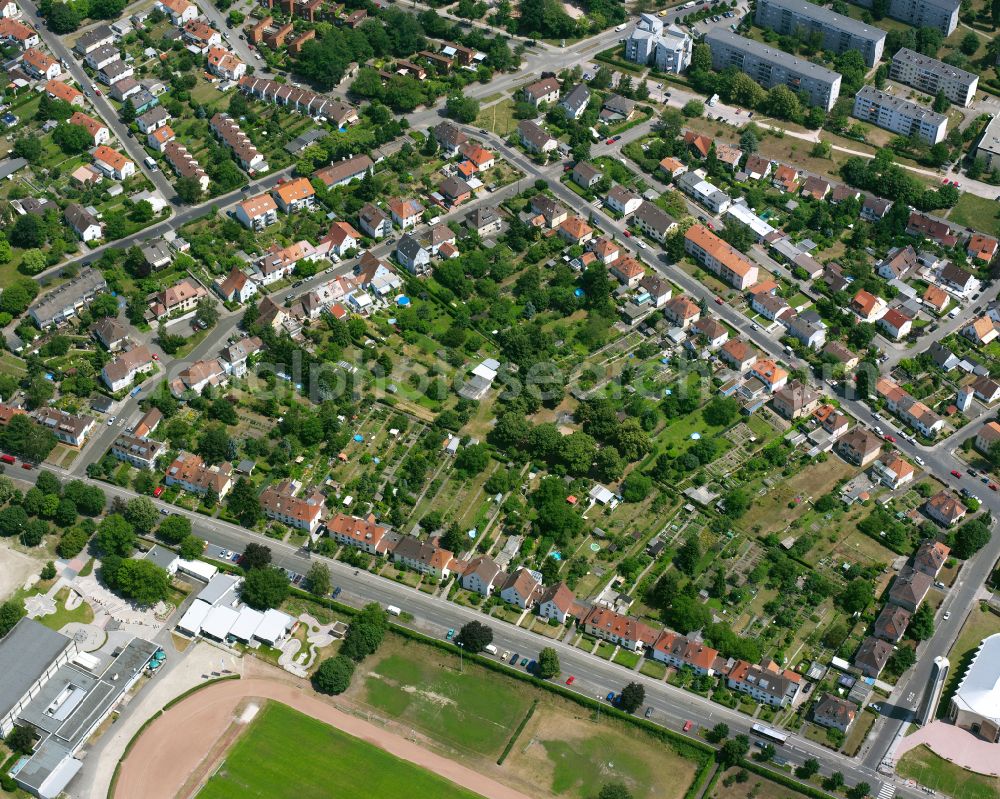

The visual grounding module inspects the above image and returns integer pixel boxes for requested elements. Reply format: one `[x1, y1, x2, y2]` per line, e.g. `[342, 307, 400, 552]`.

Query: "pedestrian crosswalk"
[876, 782, 896, 799]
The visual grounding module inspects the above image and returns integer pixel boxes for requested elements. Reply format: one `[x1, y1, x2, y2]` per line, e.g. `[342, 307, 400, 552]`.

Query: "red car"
[153, 486, 164, 497]
[683, 720, 693, 732]
[623, 230, 632, 237]
[152, 353, 159, 360]
[95, 89, 101, 96]
[714, 296, 723, 305]
[951, 470, 962, 478]
[991, 483, 998, 491]
[605, 138, 615, 145]
[884, 434, 896, 443]
[21, 462, 32, 470]
[565, 675, 575, 685]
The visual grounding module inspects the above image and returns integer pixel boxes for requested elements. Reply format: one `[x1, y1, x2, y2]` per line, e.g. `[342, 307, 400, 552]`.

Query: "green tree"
[959, 31, 980, 55]
[617, 681, 645, 714]
[847, 782, 871, 799]
[5, 725, 35, 754]
[456, 620, 493, 653]
[838, 577, 872, 613]
[312, 655, 355, 694]
[306, 562, 331, 596]
[739, 129, 758, 153]
[227, 477, 262, 527]
[53, 123, 93, 154]
[175, 176, 203, 204]
[179, 535, 203, 559]
[96, 514, 136, 557]
[682, 99, 704, 118]
[124, 497, 159, 534]
[455, 443, 490, 476]
[241, 542, 272, 571]
[157, 514, 192, 544]
[239, 566, 290, 610]
[674, 535, 701, 576]
[340, 603, 388, 661]
[0, 598, 26, 638]
[932, 90, 949, 113]
[446, 94, 480, 123]
[597, 783, 634, 799]
[796, 758, 820, 779]
[13, 137, 42, 164]
[537, 646, 560, 678]
[706, 723, 730, 744]
[106, 559, 169, 605]
[718, 735, 750, 767]
[908, 602, 934, 640]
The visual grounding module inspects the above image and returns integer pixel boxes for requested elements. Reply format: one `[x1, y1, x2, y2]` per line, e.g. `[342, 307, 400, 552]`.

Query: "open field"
[896, 745, 1000, 799]
[741, 458, 856, 536]
[504, 695, 699, 799]
[356, 636, 533, 757]
[707, 768, 805, 799]
[197, 702, 485, 799]
[947, 193, 1000, 237]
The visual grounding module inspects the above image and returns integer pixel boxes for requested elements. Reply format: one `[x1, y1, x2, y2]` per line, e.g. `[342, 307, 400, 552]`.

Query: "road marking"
[877, 782, 896, 799]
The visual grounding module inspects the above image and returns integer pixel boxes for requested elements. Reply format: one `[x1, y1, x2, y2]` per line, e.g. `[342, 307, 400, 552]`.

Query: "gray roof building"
[559, 83, 590, 119]
[890, 47, 978, 107]
[0, 620, 76, 736]
[851, 0, 959, 35]
[853, 85, 947, 145]
[756, 0, 886, 66]
[29, 268, 108, 328]
[705, 29, 842, 111]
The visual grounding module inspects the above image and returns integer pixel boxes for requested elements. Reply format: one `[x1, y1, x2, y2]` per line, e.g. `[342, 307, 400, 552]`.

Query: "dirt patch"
[504, 700, 698, 799]
[0, 540, 44, 601]
[116, 674, 535, 799]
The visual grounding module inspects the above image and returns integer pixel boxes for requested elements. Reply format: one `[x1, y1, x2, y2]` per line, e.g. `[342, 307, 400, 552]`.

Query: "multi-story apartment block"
[111, 433, 166, 470]
[853, 85, 947, 145]
[890, 48, 978, 107]
[705, 30, 842, 111]
[684, 224, 759, 289]
[756, 0, 886, 67]
[977, 114, 1000, 170]
[624, 13, 692, 73]
[849, 0, 959, 35]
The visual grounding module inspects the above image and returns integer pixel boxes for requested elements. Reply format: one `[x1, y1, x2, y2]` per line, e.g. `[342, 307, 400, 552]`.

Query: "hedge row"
[162, 674, 240, 711]
[497, 700, 537, 765]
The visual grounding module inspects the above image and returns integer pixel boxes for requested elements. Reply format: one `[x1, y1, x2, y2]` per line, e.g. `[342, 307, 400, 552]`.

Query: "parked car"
[683, 720, 693, 732]
[566, 675, 575, 685]
[951, 469, 962, 478]
[446, 629, 455, 640]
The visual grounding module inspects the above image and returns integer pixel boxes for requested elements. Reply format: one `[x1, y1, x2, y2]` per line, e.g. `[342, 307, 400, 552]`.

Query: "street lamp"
[457, 641, 464, 673]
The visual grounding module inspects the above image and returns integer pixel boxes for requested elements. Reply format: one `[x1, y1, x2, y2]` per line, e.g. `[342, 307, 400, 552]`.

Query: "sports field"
[197, 702, 486, 799]
[358, 639, 533, 757]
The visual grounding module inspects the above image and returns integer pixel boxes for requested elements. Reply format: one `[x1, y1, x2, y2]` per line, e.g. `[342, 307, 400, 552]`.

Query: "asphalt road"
[20, 0, 176, 198]
[5, 460, 913, 799]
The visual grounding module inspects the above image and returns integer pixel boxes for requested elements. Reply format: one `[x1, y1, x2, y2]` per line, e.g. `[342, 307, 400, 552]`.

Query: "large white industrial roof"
[953, 633, 1000, 724]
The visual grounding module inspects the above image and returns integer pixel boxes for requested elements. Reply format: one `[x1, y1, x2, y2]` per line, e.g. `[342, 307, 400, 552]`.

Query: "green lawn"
[947, 192, 1000, 237]
[197, 702, 485, 799]
[475, 98, 518, 136]
[896, 745, 1000, 799]
[361, 642, 532, 757]
[34, 587, 95, 632]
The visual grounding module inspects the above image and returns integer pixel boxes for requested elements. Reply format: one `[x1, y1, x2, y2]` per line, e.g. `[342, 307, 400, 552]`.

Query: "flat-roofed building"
[890, 47, 978, 107]
[705, 29, 842, 111]
[756, 0, 886, 66]
[849, 0, 959, 35]
[853, 84, 946, 145]
[977, 114, 1000, 170]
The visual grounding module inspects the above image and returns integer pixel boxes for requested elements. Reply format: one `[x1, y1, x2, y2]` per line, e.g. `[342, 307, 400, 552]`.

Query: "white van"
[144, 156, 158, 171]
[484, 644, 499, 656]
[386, 605, 401, 616]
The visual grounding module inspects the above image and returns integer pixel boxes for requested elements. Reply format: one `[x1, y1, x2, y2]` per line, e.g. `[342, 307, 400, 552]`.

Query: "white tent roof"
[176, 599, 212, 635]
[953, 633, 1000, 724]
[202, 605, 240, 640]
[229, 606, 265, 642]
[590, 485, 614, 504]
[471, 363, 497, 382]
[177, 558, 218, 581]
[254, 608, 293, 645]
[196, 573, 240, 606]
